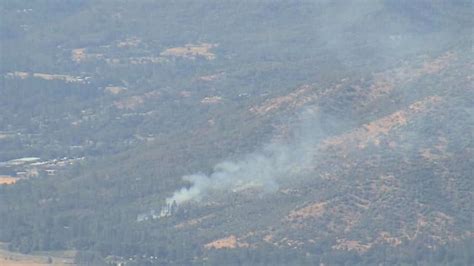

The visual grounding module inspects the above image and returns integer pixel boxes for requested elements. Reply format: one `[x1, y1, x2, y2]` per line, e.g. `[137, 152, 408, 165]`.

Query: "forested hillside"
[0, 1, 472, 265]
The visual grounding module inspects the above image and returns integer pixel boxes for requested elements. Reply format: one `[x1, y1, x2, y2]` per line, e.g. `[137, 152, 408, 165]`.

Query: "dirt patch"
[161, 43, 218, 60]
[322, 96, 442, 152]
[105, 86, 127, 95]
[263, 234, 274, 243]
[0, 245, 75, 266]
[365, 51, 456, 103]
[179, 90, 192, 97]
[372, 174, 400, 195]
[0, 176, 19, 185]
[174, 214, 214, 229]
[71, 48, 86, 63]
[250, 85, 314, 115]
[332, 239, 372, 253]
[129, 56, 167, 64]
[420, 148, 442, 161]
[377, 231, 402, 246]
[401, 211, 457, 245]
[204, 235, 249, 249]
[71, 48, 104, 63]
[201, 96, 222, 104]
[117, 37, 141, 48]
[198, 73, 223, 81]
[329, 206, 363, 233]
[250, 52, 455, 117]
[0, 259, 63, 266]
[113, 91, 161, 110]
[114, 96, 144, 110]
[420, 136, 450, 162]
[287, 201, 327, 222]
[278, 238, 305, 248]
[419, 52, 456, 74]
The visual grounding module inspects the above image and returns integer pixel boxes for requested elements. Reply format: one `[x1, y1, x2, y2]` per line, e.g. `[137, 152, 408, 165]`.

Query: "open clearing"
[0, 243, 75, 266]
[0, 176, 19, 185]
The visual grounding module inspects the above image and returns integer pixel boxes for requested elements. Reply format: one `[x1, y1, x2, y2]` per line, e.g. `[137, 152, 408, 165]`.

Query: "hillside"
[0, 1, 472, 265]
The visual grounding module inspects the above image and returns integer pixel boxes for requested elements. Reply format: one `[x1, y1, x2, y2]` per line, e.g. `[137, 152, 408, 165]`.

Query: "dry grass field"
[0, 243, 75, 266]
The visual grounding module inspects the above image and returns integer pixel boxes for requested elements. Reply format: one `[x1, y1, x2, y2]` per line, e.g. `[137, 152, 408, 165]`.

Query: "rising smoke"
[161, 107, 323, 216]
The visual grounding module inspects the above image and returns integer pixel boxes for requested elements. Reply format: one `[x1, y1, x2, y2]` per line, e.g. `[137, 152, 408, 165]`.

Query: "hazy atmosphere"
[0, 1, 472, 265]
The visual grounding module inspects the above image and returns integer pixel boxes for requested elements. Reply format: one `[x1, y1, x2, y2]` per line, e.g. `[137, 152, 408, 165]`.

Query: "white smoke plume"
[166, 145, 291, 205]
[161, 107, 322, 215]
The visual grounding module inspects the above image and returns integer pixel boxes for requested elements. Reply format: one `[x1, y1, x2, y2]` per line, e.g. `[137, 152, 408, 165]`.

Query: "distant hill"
[0, 1, 472, 265]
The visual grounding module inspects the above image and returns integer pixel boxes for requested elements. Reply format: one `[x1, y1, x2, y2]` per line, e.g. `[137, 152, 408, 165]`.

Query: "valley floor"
[0, 243, 75, 266]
